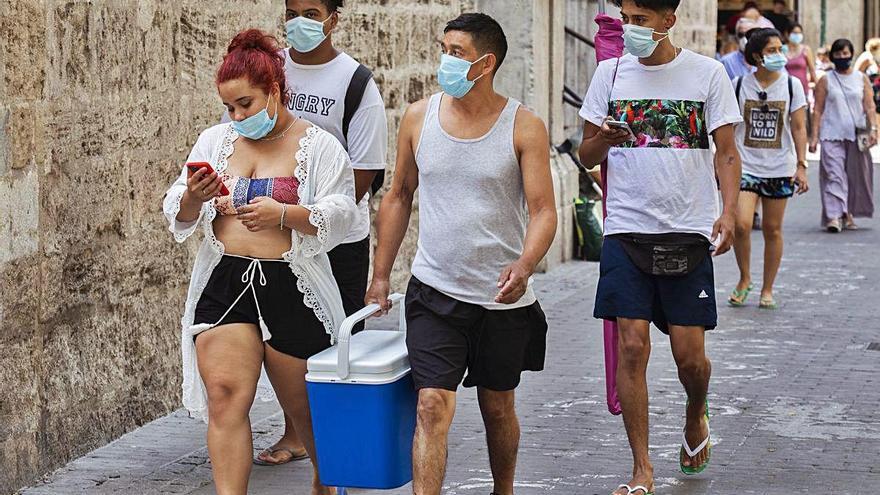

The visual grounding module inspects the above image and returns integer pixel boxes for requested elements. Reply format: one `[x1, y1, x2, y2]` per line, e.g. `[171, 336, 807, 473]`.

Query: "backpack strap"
[342, 64, 373, 143]
[737, 75, 793, 108]
[735, 76, 743, 105]
[610, 57, 621, 99]
[342, 63, 386, 195]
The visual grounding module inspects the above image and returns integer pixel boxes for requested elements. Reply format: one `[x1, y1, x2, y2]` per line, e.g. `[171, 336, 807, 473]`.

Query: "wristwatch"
[797, 160, 809, 169]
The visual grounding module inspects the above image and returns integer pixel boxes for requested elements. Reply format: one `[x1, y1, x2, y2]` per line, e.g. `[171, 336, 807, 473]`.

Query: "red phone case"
[186, 162, 229, 196]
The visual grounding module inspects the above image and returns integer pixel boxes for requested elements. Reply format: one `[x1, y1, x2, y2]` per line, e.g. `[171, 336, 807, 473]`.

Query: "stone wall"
[674, 0, 719, 56]
[0, 0, 471, 492]
[801, 0, 865, 52]
[563, 0, 602, 139]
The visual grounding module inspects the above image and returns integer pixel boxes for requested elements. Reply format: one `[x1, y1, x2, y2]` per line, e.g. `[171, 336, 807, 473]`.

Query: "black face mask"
[832, 57, 853, 71]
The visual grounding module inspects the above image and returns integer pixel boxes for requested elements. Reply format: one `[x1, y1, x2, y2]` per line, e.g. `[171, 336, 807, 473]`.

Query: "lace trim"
[288, 259, 336, 342]
[294, 126, 329, 256]
[301, 205, 329, 257]
[216, 125, 236, 175]
[201, 125, 238, 254]
[293, 125, 318, 204]
[168, 188, 192, 243]
[287, 126, 335, 341]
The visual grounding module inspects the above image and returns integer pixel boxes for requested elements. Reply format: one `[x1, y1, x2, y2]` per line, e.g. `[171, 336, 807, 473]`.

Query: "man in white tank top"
[365, 13, 557, 495]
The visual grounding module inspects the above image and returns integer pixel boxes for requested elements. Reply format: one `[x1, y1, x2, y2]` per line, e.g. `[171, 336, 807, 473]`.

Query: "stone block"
[0, 105, 8, 174]
[1, 0, 47, 101]
[7, 104, 38, 171]
[0, 256, 42, 492]
[0, 169, 39, 264]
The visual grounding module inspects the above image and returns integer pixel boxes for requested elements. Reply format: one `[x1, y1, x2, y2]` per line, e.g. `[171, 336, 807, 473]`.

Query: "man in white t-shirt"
[578, 1, 743, 493]
[251, 0, 388, 467]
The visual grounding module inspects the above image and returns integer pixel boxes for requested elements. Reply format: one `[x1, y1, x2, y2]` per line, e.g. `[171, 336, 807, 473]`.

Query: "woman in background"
[730, 28, 809, 309]
[785, 24, 817, 134]
[811, 38, 877, 232]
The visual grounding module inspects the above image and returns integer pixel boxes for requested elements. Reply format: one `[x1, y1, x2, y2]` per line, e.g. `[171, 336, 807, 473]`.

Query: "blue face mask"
[232, 95, 278, 140]
[286, 15, 332, 53]
[762, 53, 788, 72]
[789, 33, 804, 44]
[437, 53, 488, 99]
[622, 24, 669, 58]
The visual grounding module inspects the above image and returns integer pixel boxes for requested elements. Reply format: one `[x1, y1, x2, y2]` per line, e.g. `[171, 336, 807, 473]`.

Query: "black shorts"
[593, 237, 717, 334]
[404, 276, 548, 392]
[327, 236, 370, 332]
[193, 255, 331, 359]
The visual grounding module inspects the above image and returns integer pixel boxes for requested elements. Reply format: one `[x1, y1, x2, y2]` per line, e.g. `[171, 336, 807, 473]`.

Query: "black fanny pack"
[611, 233, 711, 277]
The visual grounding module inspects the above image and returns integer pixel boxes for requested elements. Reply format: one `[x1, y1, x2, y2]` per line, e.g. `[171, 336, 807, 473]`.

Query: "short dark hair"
[741, 27, 762, 41]
[285, 0, 343, 11]
[444, 13, 508, 71]
[745, 28, 782, 65]
[610, 0, 680, 12]
[831, 38, 854, 57]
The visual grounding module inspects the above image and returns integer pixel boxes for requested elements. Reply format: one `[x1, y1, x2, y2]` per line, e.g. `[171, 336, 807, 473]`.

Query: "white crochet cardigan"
[162, 123, 356, 422]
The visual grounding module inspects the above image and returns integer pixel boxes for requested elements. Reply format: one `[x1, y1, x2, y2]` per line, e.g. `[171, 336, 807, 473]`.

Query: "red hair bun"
[216, 29, 289, 106]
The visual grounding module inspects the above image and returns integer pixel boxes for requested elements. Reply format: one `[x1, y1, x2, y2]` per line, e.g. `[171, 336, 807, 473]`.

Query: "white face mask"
[622, 24, 669, 58]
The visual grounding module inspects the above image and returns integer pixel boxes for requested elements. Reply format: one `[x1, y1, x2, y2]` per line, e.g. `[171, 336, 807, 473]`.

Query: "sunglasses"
[758, 91, 769, 113]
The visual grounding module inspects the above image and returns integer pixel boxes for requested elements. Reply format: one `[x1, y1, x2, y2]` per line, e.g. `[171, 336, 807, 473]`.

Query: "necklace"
[261, 116, 299, 141]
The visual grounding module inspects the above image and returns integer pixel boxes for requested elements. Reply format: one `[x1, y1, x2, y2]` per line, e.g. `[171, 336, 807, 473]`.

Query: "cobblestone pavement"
[19, 165, 880, 494]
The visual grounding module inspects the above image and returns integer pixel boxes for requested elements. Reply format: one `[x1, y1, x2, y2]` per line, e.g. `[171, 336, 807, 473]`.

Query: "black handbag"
[611, 233, 711, 277]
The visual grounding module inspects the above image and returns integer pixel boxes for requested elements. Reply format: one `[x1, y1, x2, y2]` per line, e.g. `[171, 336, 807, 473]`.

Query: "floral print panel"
[608, 99, 710, 150]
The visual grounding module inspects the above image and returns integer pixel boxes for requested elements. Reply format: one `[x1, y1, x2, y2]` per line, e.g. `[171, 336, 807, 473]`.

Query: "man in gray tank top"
[365, 13, 557, 495]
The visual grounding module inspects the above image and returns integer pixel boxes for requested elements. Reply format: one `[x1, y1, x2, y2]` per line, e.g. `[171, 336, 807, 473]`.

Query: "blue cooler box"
[306, 293, 416, 489]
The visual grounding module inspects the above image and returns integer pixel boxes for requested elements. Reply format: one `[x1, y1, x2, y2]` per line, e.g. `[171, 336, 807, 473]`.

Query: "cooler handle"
[337, 292, 406, 380]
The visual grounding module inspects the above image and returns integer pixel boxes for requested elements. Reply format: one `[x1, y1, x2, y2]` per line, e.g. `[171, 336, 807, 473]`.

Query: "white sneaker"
[826, 219, 842, 233]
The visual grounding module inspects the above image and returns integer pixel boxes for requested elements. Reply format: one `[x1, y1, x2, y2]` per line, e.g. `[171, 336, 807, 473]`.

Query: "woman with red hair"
[163, 29, 355, 494]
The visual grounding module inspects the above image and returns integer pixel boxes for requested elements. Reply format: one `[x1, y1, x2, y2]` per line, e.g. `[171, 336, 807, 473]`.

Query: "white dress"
[162, 123, 356, 422]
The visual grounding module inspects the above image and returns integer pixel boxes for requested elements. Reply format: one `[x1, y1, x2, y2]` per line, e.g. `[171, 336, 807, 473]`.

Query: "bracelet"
[280, 204, 287, 230]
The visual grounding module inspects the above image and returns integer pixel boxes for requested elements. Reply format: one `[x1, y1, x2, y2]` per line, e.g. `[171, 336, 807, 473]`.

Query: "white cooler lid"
[306, 330, 410, 384]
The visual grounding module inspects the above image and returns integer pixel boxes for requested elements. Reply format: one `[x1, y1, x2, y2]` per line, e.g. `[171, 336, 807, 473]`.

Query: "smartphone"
[606, 119, 637, 141]
[186, 162, 229, 196]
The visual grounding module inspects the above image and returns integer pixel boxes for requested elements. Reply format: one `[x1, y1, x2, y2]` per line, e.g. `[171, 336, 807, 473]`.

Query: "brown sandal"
[845, 215, 860, 230]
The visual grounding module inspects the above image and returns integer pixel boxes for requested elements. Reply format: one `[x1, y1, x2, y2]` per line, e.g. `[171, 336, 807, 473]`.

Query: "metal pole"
[599, 0, 607, 15]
